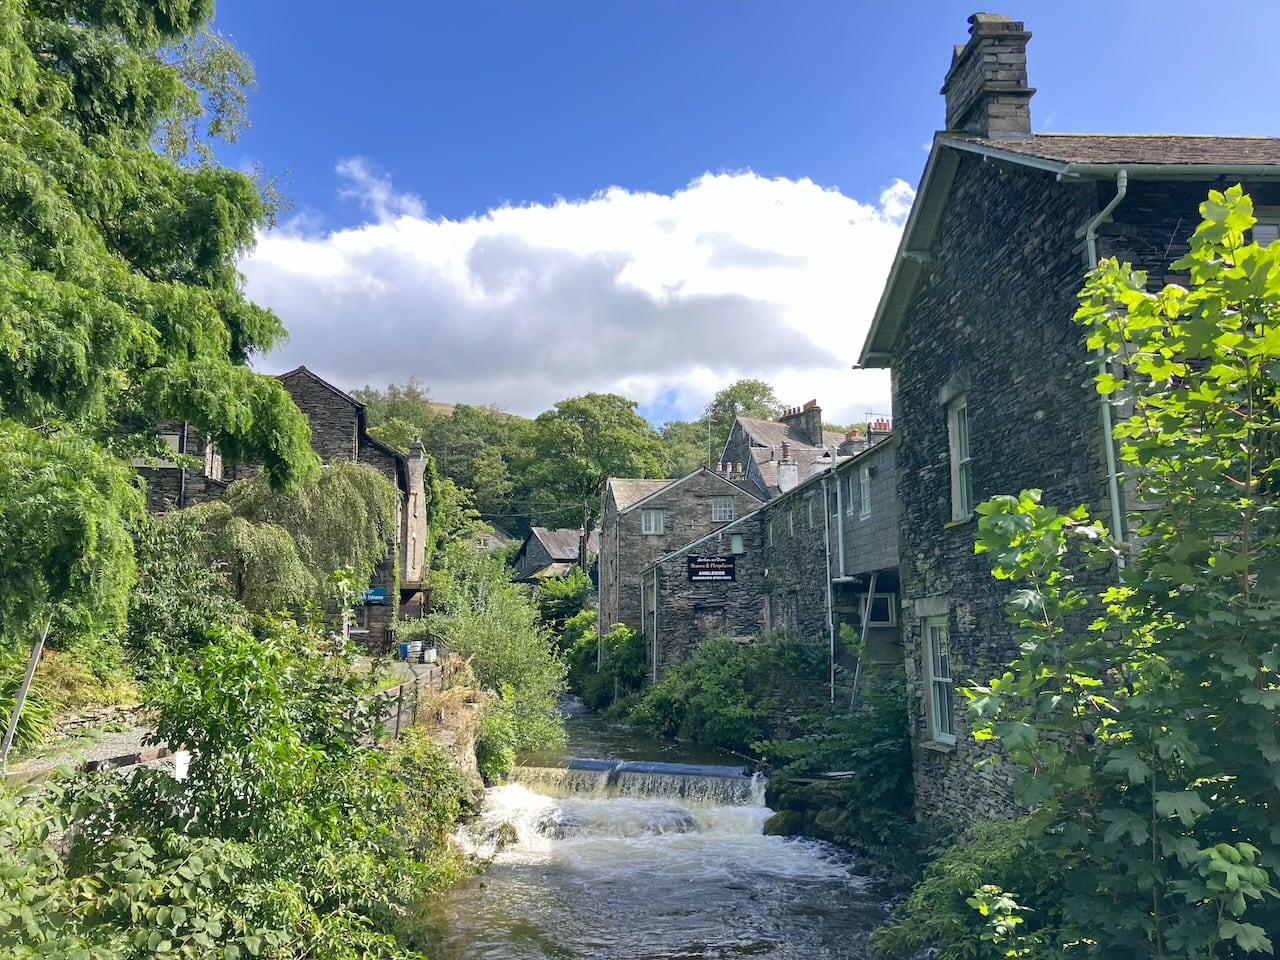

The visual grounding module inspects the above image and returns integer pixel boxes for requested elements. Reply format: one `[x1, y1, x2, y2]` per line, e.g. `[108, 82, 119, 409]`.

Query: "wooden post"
[1, 616, 52, 773]
[395, 685, 404, 737]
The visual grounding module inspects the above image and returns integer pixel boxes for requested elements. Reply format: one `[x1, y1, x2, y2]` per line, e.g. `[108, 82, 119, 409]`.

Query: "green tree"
[660, 418, 713, 475]
[524, 393, 668, 534]
[703, 379, 782, 457]
[962, 186, 1280, 957]
[0, 0, 316, 650]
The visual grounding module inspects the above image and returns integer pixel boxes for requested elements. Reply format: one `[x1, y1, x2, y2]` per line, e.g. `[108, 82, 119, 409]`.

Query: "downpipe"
[1082, 168, 1129, 568]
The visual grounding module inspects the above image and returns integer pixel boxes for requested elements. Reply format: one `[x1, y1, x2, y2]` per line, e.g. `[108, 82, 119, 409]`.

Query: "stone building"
[721, 400, 857, 500]
[641, 437, 899, 687]
[512, 527, 600, 581]
[136, 420, 228, 513]
[136, 365, 430, 650]
[858, 14, 1280, 826]
[598, 469, 764, 636]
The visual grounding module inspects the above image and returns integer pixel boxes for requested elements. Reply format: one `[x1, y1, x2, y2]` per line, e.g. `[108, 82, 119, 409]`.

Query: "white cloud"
[335, 157, 427, 222]
[243, 168, 908, 425]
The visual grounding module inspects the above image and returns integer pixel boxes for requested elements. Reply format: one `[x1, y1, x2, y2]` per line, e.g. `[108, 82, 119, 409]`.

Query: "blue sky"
[220, 2, 1280, 422]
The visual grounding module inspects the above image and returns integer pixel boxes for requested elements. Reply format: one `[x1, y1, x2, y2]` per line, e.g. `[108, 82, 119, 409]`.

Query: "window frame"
[641, 508, 665, 535]
[924, 615, 956, 744]
[711, 496, 735, 523]
[787, 509, 795, 538]
[843, 473, 855, 515]
[948, 397, 974, 521]
[858, 465, 872, 519]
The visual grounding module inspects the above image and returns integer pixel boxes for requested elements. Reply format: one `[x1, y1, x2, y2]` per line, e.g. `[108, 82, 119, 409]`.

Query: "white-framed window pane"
[768, 520, 774, 546]
[859, 465, 872, 519]
[925, 617, 956, 742]
[844, 474, 855, 515]
[787, 510, 794, 537]
[949, 399, 973, 520]
[642, 509, 665, 535]
[711, 496, 735, 522]
[807, 497, 815, 528]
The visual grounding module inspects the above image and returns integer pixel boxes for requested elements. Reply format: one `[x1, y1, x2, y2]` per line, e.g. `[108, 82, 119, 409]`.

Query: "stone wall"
[279, 370, 359, 463]
[887, 158, 1277, 827]
[650, 514, 768, 674]
[601, 470, 763, 636]
[648, 442, 901, 678]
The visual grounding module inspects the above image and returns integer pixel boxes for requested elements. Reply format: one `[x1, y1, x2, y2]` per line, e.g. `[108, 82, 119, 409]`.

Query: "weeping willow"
[184, 462, 401, 612]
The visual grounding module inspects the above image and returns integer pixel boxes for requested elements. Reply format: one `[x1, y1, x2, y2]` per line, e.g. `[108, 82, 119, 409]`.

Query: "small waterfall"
[511, 757, 762, 805]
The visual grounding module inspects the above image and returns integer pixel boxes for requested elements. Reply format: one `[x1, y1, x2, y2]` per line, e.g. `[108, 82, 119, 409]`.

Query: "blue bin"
[399, 642, 410, 661]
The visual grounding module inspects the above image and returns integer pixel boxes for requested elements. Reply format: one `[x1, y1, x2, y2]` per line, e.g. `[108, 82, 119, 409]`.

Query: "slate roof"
[607, 478, 675, 512]
[735, 416, 846, 452]
[751, 446, 837, 498]
[950, 134, 1280, 168]
[530, 527, 600, 561]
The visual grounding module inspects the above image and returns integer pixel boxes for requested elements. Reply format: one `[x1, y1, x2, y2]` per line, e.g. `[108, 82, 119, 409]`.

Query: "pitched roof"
[607, 478, 675, 511]
[859, 132, 1280, 367]
[530, 527, 599, 561]
[735, 416, 846, 452]
[949, 134, 1280, 169]
[751, 446, 837, 498]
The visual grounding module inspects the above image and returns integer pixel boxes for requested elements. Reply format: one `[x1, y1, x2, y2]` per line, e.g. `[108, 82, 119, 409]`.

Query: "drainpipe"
[822, 473, 836, 703]
[1082, 169, 1129, 567]
[834, 465, 846, 578]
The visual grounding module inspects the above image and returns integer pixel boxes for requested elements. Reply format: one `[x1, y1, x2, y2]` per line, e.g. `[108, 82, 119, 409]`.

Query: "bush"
[869, 819, 1062, 960]
[537, 567, 593, 638]
[6, 617, 477, 958]
[565, 618, 648, 712]
[759, 659, 920, 881]
[428, 545, 566, 779]
[624, 635, 829, 754]
[126, 510, 248, 667]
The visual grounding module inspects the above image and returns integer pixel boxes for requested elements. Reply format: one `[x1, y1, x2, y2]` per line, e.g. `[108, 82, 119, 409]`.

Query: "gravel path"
[5, 722, 168, 783]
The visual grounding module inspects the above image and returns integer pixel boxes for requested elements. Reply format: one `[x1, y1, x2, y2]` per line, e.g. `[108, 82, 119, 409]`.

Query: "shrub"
[566, 619, 647, 711]
[760, 659, 920, 880]
[625, 635, 828, 754]
[869, 819, 1062, 960]
[537, 567, 593, 638]
[428, 546, 566, 779]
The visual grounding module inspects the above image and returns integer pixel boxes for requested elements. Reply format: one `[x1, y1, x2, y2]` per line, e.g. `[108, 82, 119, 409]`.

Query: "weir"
[512, 757, 762, 805]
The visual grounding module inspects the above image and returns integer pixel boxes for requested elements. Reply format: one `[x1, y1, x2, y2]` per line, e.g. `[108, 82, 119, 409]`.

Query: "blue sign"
[362, 587, 388, 605]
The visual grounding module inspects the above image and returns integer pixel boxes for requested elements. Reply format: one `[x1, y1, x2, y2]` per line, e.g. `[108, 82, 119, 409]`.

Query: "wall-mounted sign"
[362, 587, 388, 605]
[687, 556, 736, 582]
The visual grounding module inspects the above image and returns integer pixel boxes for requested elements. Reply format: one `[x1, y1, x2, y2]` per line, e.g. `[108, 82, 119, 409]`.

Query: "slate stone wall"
[279, 373, 359, 464]
[650, 516, 768, 674]
[889, 160, 1280, 827]
[892, 157, 1106, 826]
[600, 471, 762, 636]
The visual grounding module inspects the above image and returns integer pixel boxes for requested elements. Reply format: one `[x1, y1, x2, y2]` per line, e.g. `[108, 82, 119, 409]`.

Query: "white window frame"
[787, 509, 795, 538]
[925, 616, 956, 744]
[711, 496, 735, 523]
[859, 465, 872, 519]
[768, 519, 775, 547]
[730, 533, 744, 555]
[641, 509, 665, 535]
[948, 397, 973, 520]
[806, 496, 816, 529]
[843, 473, 855, 515]
[860, 593, 897, 627]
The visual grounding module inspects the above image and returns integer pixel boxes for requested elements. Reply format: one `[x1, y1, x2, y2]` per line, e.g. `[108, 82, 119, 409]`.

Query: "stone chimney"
[777, 441, 798, 493]
[942, 14, 1034, 140]
[778, 399, 824, 446]
[403, 438, 428, 584]
[810, 450, 833, 477]
[867, 417, 894, 445]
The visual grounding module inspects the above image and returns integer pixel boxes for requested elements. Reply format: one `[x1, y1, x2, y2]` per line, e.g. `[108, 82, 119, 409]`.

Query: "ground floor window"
[924, 615, 956, 744]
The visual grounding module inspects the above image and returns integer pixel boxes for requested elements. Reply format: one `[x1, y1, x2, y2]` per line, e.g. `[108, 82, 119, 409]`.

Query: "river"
[422, 711, 891, 959]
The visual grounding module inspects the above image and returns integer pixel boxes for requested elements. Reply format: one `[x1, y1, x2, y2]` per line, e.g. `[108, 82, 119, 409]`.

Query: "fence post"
[395, 685, 404, 737]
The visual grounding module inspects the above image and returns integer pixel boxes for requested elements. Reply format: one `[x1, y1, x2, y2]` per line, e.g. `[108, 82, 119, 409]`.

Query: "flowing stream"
[422, 711, 890, 959]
